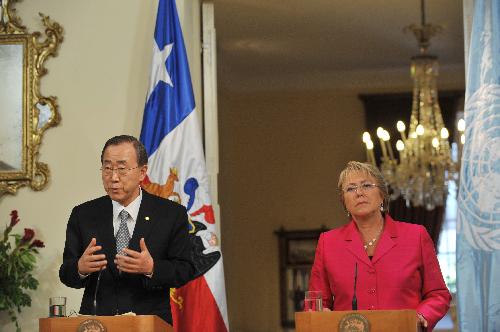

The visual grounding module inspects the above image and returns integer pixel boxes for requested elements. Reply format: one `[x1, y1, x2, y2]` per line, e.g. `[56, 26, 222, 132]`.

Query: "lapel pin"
[145, 216, 150, 221]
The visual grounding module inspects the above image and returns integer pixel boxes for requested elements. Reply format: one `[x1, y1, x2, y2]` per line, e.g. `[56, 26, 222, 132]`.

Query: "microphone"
[352, 262, 358, 310]
[93, 269, 103, 316]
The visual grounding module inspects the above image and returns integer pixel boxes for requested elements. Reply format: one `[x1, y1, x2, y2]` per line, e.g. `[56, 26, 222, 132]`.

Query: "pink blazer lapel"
[372, 215, 398, 264]
[344, 220, 372, 267]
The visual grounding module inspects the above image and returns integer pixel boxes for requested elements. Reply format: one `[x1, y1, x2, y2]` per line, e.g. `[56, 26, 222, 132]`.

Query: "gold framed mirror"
[0, 0, 63, 197]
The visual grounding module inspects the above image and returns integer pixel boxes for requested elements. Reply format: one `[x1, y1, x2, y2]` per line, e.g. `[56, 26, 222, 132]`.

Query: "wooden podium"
[39, 315, 172, 332]
[295, 309, 420, 332]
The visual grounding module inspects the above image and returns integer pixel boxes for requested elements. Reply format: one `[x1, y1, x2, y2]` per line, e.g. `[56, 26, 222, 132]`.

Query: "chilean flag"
[140, 0, 229, 331]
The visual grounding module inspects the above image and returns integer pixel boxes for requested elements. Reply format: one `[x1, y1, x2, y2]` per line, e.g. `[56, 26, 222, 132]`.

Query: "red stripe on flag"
[171, 276, 227, 332]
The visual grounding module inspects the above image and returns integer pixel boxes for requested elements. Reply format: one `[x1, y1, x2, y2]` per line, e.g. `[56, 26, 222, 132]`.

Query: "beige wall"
[0, 1, 201, 331]
[218, 89, 365, 332]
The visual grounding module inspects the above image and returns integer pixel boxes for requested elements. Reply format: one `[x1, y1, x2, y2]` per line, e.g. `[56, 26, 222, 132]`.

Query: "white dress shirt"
[111, 188, 143, 238]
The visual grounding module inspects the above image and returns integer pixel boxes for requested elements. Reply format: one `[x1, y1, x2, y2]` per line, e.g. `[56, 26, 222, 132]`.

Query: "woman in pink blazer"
[309, 161, 451, 331]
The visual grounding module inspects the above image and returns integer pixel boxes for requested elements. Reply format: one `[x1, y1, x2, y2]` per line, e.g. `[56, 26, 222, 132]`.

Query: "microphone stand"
[352, 262, 358, 310]
[93, 269, 103, 316]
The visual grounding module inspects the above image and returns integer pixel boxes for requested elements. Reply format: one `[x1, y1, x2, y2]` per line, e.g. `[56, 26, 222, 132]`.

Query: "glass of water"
[304, 290, 323, 311]
[49, 297, 66, 317]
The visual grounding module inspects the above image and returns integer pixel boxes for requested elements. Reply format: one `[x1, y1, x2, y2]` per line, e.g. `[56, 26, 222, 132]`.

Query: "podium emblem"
[338, 313, 370, 332]
[77, 319, 107, 332]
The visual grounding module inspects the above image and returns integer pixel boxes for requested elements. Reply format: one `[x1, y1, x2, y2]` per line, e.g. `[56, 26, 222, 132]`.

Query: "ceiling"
[214, 0, 465, 91]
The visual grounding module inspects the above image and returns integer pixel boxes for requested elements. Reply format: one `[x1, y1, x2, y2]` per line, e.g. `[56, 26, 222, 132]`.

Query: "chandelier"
[362, 0, 465, 210]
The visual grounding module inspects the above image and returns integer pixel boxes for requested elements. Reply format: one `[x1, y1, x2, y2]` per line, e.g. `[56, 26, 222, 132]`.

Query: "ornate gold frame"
[0, 0, 63, 197]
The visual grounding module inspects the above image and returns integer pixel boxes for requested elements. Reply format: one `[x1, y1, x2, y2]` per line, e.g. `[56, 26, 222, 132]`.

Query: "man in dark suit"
[59, 135, 194, 325]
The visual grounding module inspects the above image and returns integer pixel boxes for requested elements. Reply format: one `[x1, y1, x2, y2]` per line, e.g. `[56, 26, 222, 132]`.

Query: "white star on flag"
[147, 41, 173, 99]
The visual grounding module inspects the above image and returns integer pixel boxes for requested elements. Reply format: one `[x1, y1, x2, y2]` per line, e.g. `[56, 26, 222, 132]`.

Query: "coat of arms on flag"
[140, 0, 228, 331]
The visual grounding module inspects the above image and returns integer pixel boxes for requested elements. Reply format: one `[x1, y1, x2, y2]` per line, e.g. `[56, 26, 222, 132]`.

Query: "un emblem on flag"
[459, 84, 500, 251]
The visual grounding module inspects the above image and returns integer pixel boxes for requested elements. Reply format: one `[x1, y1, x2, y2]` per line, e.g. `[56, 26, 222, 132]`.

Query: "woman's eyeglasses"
[343, 183, 379, 194]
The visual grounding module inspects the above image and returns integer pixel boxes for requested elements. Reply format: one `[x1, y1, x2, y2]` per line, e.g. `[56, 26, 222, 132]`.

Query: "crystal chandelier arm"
[362, 132, 377, 165]
[377, 127, 388, 160]
[397, 121, 407, 143]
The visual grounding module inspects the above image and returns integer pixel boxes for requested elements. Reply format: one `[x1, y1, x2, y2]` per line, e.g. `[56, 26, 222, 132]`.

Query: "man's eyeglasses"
[100, 166, 139, 176]
[343, 183, 379, 194]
